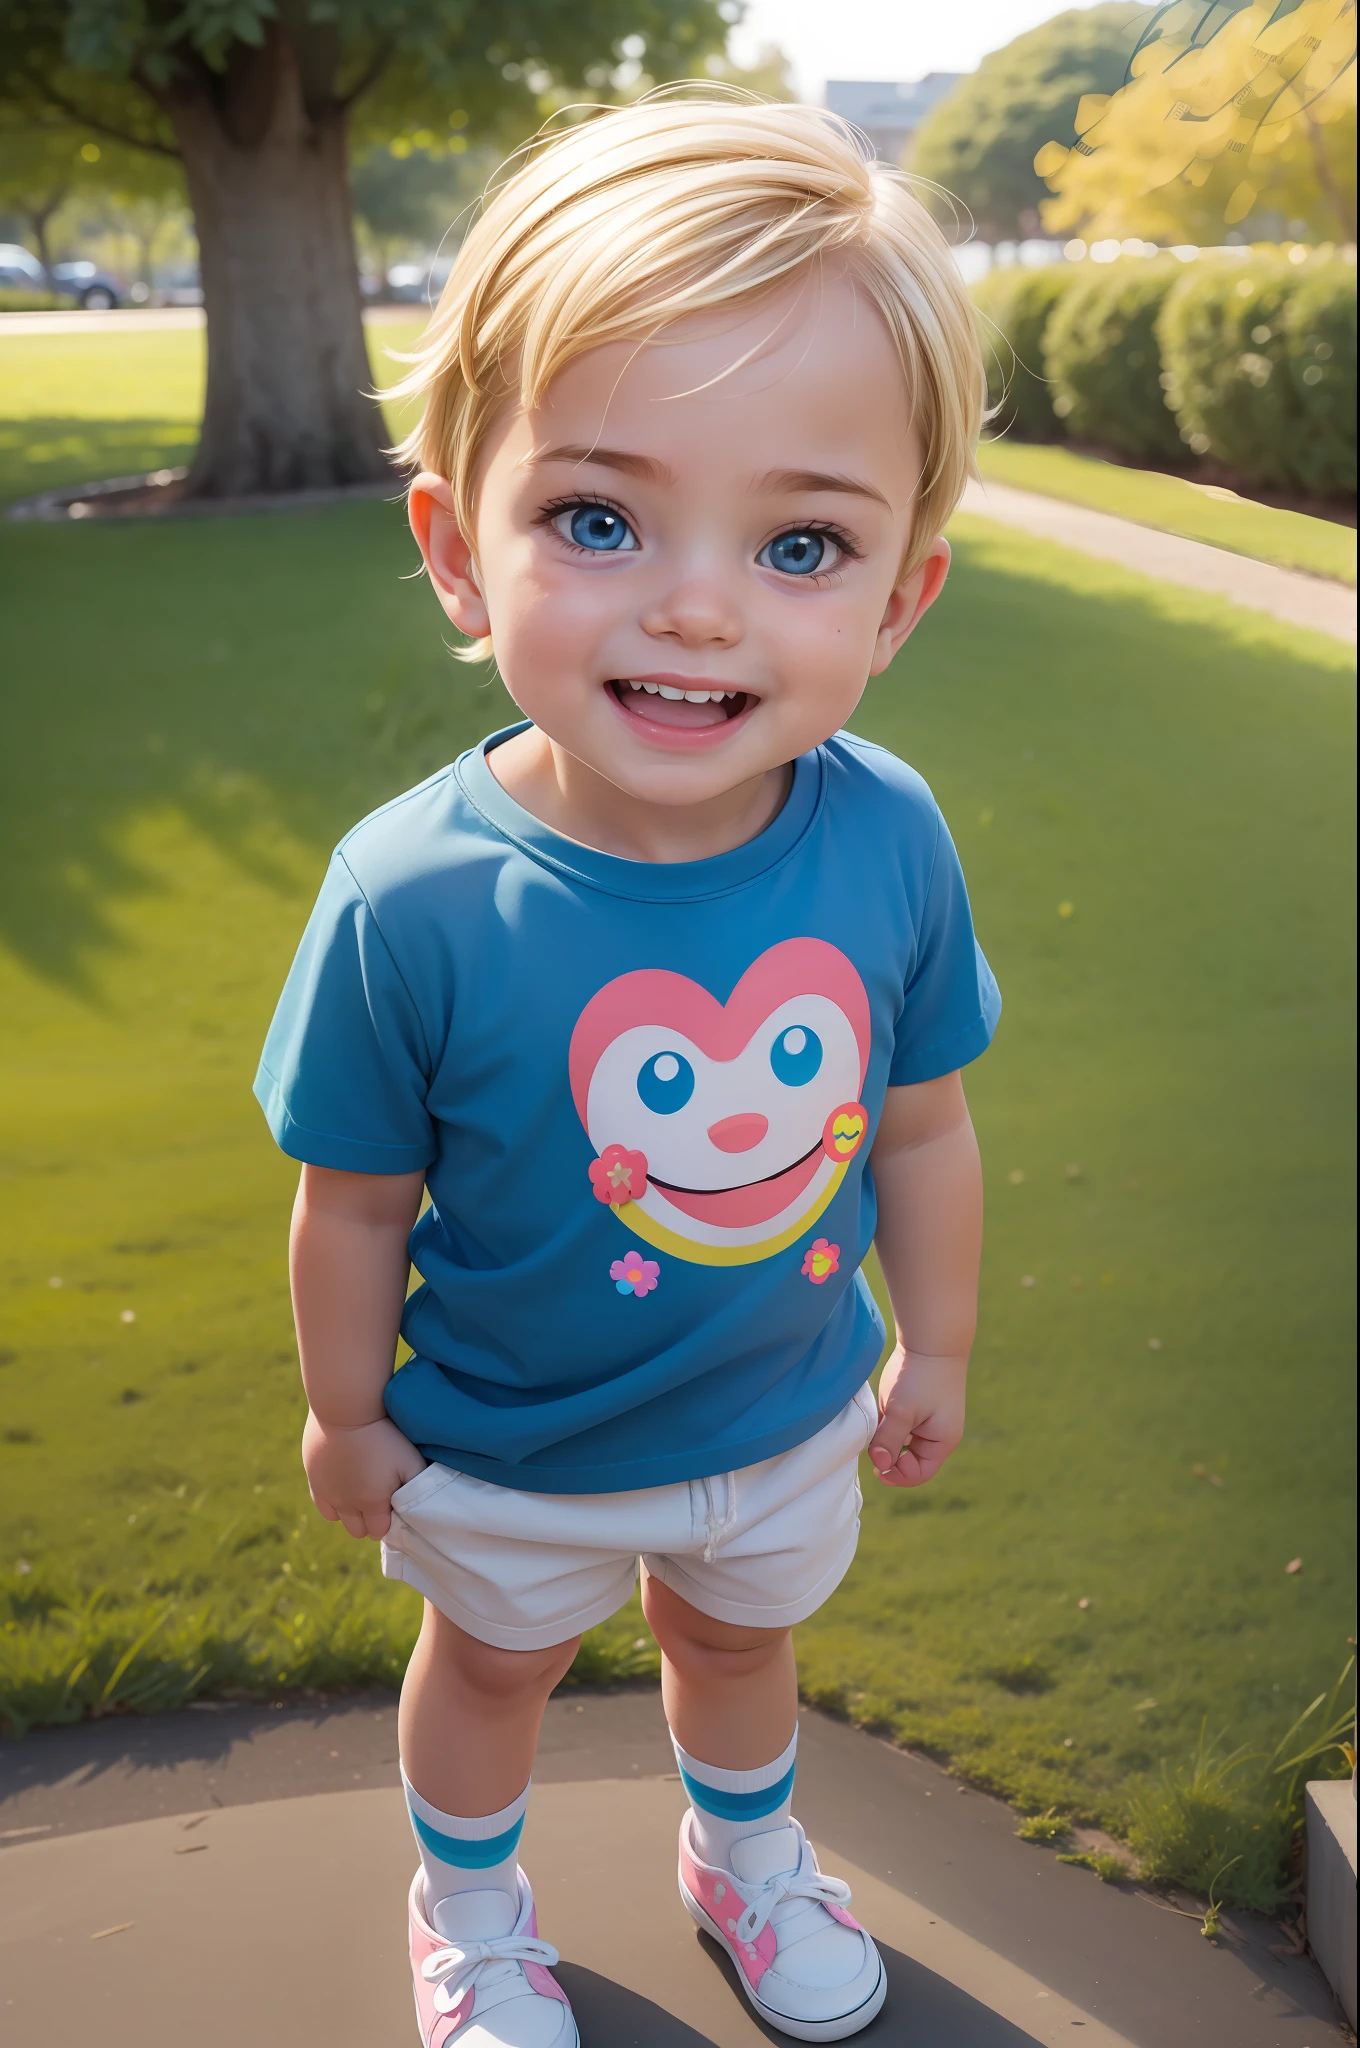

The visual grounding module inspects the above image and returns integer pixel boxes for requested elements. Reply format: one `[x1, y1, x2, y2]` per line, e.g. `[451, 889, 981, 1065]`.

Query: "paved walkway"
[1, 1691, 1347, 2047]
[957, 478, 1357, 645]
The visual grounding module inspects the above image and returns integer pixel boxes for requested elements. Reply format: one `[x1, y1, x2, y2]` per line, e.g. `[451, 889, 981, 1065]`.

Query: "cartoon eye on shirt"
[569, 939, 872, 1266]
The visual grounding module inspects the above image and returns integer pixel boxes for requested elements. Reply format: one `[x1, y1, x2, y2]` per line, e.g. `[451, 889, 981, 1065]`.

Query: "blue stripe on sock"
[407, 1807, 525, 1870]
[679, 1760, 796, 1823]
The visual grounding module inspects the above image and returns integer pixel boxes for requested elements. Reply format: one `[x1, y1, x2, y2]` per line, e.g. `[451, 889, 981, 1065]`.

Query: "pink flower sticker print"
[589, 1143, 648, 1207]
[611, 1249, 660, 1298]
[801, 1238, 840, 1284]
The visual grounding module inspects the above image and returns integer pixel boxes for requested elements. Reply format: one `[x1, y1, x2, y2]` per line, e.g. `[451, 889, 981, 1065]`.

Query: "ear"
[868, 536, 951, 678]
[408, 472, 490, 641]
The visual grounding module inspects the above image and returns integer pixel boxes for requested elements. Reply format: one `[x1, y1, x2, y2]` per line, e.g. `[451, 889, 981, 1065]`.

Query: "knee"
[428, 1609, 580, 1705]
[642, 1574, 789, 1681]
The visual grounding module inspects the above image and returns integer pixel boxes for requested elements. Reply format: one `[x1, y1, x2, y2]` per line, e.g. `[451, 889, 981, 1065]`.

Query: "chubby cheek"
[761, 592, 879, 727]
[483, 539, 617, 697]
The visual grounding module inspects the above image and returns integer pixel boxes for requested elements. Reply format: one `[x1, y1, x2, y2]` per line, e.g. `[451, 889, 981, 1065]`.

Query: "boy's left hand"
[867, 1344, 967, 1488]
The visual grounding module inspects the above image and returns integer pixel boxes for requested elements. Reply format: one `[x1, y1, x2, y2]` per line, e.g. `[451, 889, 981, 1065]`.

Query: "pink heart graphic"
[568, 939, 872, 1129]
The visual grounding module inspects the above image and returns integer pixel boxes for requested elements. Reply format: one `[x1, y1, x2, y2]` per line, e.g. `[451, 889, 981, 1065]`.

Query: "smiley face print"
[568, 939, 872, 1266]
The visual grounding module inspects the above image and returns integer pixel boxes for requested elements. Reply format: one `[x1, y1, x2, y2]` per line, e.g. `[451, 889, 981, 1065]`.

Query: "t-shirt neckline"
[455, 722, 826, 904]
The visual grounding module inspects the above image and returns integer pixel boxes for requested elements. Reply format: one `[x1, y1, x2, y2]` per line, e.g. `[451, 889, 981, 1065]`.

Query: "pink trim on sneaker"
[680, 1836, 779, 1990]
[677, 1810, 885, 2042]
[406, 1868, 573, 2046]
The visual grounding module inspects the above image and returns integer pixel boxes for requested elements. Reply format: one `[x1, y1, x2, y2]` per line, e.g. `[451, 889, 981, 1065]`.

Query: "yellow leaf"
[1033, 141, 1071, 179]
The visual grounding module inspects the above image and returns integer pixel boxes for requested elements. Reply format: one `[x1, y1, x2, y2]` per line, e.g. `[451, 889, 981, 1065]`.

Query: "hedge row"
[971, 253, 1357, 497]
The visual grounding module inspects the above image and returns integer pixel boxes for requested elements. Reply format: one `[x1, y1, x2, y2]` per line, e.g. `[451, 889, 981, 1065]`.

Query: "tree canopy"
[0, 0, 732, 496]
[913, 5, 1155, 243]
[1035, 0, 1357, 245]
[0, 1, 729, 154]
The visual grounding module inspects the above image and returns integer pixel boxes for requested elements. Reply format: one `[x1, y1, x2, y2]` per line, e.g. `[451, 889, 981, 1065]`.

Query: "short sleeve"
[889, 811, 1001, 1086]
[253, 853, 437, 1174]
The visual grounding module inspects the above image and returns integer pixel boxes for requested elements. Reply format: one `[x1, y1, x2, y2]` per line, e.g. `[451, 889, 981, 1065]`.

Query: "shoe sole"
[679, 1876, 888, 2042]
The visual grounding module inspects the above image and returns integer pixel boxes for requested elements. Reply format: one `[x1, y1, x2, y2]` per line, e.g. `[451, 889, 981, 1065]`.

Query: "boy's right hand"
[301, 1410, 427, 1540]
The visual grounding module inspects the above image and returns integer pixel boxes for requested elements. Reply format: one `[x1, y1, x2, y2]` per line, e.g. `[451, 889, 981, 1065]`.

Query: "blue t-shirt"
[255, 726, 999, 1493]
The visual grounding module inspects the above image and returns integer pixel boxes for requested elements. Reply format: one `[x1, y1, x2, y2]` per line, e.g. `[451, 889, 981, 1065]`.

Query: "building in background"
[824, 76, 963, 167]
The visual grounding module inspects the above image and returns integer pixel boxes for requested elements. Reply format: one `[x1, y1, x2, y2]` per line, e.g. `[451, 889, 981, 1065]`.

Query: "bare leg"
[398, 1600, 580, 1814]
[642, 1568, 796, 1768]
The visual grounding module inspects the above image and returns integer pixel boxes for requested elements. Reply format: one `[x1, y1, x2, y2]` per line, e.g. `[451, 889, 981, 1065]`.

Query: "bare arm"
[291, 1163, 428, 1538]
[866, 1071, 982, 1489]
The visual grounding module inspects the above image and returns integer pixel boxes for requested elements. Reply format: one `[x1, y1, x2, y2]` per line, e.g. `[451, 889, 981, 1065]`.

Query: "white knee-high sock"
[402, 1766, 528, 1937]
[671, 1727, 798, 1870]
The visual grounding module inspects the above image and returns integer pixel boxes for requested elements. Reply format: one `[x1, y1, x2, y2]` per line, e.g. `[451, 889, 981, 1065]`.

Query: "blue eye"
[761, 530, 827, 577]
[636, 1050, 695, 1114]
[565, 504, 634, 552]
[769, 1025, 823, 1087]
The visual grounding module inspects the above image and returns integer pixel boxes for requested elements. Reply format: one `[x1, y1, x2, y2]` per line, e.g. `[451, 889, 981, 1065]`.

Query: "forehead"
[496, 270, 917, 506]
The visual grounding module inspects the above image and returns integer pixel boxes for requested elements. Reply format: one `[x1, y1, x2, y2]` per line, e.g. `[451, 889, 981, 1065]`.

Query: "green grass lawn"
[1, 351, 1354, 1907]
[976, 438, 1357, 586]
[0, 315, 425, 504]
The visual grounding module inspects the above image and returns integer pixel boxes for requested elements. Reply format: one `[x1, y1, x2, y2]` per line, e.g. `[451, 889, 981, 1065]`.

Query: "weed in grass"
[985, 1654, 1055, 1696]
[1197, 1858, 1241, 1940]
[1127, 1652, 1356, 1912]
[1126, 1726, 1286, 1909]
[1057, 1851, 1128, 1883]
[1267, 1647, 1358, 1813]
[1016, 1809, 1072, 1843]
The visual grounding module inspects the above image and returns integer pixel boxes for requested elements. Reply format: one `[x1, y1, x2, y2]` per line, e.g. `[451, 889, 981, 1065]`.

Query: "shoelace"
[421, 1933, 561, 2017]
[733, 1868, 854, 1944]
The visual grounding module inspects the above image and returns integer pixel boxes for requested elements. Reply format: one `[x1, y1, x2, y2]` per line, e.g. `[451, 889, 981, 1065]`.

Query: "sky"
[728, 0, 1118, 98]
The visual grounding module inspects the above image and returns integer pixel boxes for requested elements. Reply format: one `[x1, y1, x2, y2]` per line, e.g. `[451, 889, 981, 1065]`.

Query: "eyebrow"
[760, 467, 893, 511]
[528, 444, 675, 484]
[527, 445, 894, 512]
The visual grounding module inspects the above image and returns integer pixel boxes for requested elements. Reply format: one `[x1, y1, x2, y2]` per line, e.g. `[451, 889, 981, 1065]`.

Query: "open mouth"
[647, 1140, 824, 1228]
[609, 678, 754, 732]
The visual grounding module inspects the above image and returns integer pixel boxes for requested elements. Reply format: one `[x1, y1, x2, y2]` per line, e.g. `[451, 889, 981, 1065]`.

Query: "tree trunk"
[24, 190, 68, 275]
[158, 24, 392, 497]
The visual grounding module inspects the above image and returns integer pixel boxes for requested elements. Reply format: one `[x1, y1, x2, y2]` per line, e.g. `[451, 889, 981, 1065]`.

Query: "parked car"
[0, 244, 122, 309]
[383, 256, 454, 305]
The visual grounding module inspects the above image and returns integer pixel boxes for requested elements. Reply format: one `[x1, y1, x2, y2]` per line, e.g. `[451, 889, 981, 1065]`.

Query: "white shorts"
[381, 1382, 878, 1652]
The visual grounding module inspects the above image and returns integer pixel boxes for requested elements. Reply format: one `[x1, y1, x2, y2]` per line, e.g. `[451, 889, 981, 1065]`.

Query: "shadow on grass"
[1, 498, 514, 991]
[1, 500, 1351, 996]
[0, 416, 200, 507]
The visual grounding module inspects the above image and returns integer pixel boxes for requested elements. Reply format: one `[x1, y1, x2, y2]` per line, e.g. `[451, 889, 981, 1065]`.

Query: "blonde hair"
[393, 90, 985, 658]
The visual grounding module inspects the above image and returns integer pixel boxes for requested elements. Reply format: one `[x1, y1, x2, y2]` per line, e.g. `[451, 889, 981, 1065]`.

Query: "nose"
[640, 568, 744, 651]
[707, 1113, 769, 1154]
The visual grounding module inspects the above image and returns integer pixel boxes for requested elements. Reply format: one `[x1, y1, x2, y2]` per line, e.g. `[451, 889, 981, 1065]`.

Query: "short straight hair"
[394, 90, 985, 646]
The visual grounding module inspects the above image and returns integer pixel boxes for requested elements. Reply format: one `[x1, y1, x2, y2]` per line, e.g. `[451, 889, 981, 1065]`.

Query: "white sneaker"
[407, 1867, 579, 2047]
[678, 1810, 887, 2040]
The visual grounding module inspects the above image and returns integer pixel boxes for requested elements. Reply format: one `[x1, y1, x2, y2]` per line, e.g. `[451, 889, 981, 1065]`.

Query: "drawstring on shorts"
[700, 1471, 739, 1563]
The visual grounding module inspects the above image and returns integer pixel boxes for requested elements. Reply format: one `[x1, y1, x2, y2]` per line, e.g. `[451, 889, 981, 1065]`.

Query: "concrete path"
[957, 478, 1357, 645]
[1, 1691, 1347, 2047]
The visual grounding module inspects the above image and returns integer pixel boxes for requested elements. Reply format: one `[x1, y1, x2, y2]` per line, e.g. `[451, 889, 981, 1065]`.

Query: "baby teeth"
[621, 680, 744, 703]
[623, 681, 734, 702]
